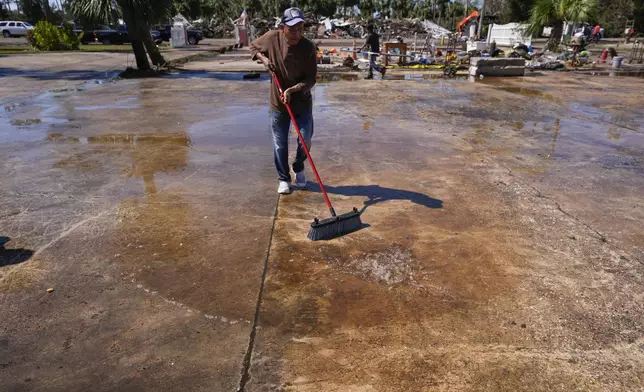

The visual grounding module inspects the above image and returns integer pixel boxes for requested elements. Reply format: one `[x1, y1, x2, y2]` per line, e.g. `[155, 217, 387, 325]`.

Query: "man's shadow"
[305, 184, 443, 213]
[0, 237, 34, 267]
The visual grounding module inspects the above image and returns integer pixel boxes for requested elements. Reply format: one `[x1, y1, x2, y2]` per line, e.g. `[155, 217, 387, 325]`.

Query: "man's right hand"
[258, 54, 275, 73]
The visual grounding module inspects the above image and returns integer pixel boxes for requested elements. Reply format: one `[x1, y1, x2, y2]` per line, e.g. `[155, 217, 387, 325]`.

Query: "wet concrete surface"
[0, 77, 276, 391]
[1, 70, 644, 391]
[0, 42, 235, 102]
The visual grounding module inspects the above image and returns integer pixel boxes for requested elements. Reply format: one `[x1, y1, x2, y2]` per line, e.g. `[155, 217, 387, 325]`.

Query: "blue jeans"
[369, 54, 384, 76]
[270, 108, 314, 182]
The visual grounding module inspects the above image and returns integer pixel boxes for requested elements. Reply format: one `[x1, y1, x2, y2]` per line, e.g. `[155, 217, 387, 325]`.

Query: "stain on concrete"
[246, 74, 644, 391]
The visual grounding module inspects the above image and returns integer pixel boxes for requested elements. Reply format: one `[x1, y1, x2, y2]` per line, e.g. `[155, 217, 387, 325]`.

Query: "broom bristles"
[307, 209, 363, 241]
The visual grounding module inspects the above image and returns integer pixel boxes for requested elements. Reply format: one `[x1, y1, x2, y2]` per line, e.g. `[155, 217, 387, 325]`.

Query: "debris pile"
[313, 18, 453, 40]
[194, 16, 454, 40]
[250, 18, 274, 36]
[192, 19, 234, 38]
[375, 19, 431, 39]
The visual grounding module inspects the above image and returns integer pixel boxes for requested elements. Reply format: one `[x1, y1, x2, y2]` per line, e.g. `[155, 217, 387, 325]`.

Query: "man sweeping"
[361, 24, 386, 79]
[250, 7, 317, 194]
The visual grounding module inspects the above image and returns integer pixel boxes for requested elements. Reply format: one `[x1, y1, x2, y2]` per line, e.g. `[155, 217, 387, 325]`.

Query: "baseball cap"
[282, 7, 305, 27]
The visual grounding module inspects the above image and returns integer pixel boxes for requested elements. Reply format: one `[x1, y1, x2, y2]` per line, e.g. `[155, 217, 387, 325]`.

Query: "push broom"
[271, 71, 363, 241]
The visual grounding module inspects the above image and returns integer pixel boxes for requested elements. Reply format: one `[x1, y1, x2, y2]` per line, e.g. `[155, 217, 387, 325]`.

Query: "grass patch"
[0, 46, 34, 54]
[80, 44, 135, 52]
[0, 43, 173, 55]
[79, 43, 173, 52]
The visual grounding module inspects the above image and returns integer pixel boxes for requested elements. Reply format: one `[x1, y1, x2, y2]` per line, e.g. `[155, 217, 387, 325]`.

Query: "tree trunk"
[42, 0, 52, 21]
[131, 39, 151, 70]
[121, 5, 151, 70]
[138, 21, 165, 66]
[547, 21, 563, 51]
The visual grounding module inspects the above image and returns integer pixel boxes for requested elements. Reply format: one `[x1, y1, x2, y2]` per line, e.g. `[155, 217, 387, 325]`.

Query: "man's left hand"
[282, 87, 296, 104]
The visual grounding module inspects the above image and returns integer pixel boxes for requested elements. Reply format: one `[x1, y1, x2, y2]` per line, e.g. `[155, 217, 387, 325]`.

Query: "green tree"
[200, 0, 237, 19]
[595, 0, 637, 37]
[390, 0, 410, 17]
[256, 0, 279, 17]
[501, 0, 534, 23]
[69, 0, 171, 70]
[308, 0, 337, 18]
[635, 1, 644, 35]
[527, 0, 597, 50]
[19, 0, 45, 22]
[173, 0, 201, 19]
[242, 0, 262, 17]
[359, 0, 375, 16]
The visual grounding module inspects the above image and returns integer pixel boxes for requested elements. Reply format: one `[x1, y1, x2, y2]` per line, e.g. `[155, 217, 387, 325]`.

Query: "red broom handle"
[271, 72, 336, 217]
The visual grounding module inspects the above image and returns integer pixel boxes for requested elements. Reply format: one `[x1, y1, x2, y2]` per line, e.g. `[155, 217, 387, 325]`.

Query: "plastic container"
[612, 56, 624, 68]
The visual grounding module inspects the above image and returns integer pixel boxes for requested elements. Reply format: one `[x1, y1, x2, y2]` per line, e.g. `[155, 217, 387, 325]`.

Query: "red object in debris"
[600, 48, 608, 63]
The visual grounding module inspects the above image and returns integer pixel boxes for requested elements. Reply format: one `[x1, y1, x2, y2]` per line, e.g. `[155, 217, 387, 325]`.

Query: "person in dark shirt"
[361, 24, 386, 79]
[249, 7, 317, 194]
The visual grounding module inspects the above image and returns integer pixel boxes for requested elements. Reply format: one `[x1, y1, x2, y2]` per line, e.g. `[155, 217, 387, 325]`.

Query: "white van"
[0, 21, 34, 38]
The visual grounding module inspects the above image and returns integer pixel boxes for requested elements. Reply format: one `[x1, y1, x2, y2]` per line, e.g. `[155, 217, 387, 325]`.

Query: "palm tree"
[527, 0, 596, 51]
[69, 0, 172, 70]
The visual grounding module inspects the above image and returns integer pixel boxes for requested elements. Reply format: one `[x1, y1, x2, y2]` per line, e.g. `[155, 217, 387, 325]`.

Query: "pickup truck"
[156, 24, 203, 45]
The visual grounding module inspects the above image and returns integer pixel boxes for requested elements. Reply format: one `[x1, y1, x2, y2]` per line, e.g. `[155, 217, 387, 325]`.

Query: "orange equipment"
[457, 10, 480, 35]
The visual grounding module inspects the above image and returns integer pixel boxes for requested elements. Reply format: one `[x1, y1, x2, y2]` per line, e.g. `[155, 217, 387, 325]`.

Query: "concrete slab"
[470, 57, 526, 67]
[469, 65, 526, 77]
[1, 66, 643, 391]
[470, 58, 526, 77]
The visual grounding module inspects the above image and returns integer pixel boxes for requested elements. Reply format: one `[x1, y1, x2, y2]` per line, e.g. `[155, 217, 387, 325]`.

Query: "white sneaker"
[295, 172, 307, 189]
[278, 181, 291, 194]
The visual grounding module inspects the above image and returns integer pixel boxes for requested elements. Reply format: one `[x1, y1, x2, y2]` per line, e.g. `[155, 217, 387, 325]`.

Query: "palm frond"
[526, 0, 557, 36]
[129, 0, 173, 22]
[561, 0, 597, 22]
[67, 0, 113, 21]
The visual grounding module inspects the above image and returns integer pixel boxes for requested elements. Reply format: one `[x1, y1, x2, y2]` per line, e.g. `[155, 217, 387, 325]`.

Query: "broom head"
[307, 208, 363, 241]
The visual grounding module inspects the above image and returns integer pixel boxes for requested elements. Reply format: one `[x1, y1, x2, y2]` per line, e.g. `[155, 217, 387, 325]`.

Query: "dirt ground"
[1, 65, 643, 391]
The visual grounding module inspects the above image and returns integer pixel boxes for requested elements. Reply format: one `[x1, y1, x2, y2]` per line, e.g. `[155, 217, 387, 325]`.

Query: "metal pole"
[477, 0, 485, 39]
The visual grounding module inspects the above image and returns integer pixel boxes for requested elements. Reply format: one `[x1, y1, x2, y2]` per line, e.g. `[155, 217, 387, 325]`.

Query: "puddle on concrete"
[188, 106, 270, 148]
[317, 73, 359, 82]
[166, 71, 362, 83]
[386, 73, 468, 81]
[0, 77, 115, 143]
[577, 69, 644, 78]
[164, 70, 472, 84]
[0, 92, 70, 143]
[75, 97, 140, 111]
[166, 71, 271, 81]
[488, 85, 554, 99]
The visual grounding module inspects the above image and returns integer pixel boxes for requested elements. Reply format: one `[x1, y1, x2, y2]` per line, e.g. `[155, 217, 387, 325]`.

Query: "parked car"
[0, 21, 34, 37]
[77, 24, 163, 45]
[156, 24, 203, 45]
[93, 25, 129, 44]
[151, 30, 163, 45]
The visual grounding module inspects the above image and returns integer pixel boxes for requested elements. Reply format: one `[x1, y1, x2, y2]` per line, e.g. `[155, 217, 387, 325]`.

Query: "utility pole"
[477, 0, 485, 39]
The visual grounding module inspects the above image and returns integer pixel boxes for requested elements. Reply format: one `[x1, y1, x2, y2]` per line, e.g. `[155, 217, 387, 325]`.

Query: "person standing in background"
[361, 24, 386, 80]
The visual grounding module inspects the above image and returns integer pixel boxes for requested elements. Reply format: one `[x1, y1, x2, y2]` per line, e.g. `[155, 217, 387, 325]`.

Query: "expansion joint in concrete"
[237, 193, 281, 392]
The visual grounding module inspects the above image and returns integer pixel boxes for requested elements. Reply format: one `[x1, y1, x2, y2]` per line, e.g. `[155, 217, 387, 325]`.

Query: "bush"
[29, 21, 82, 51]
